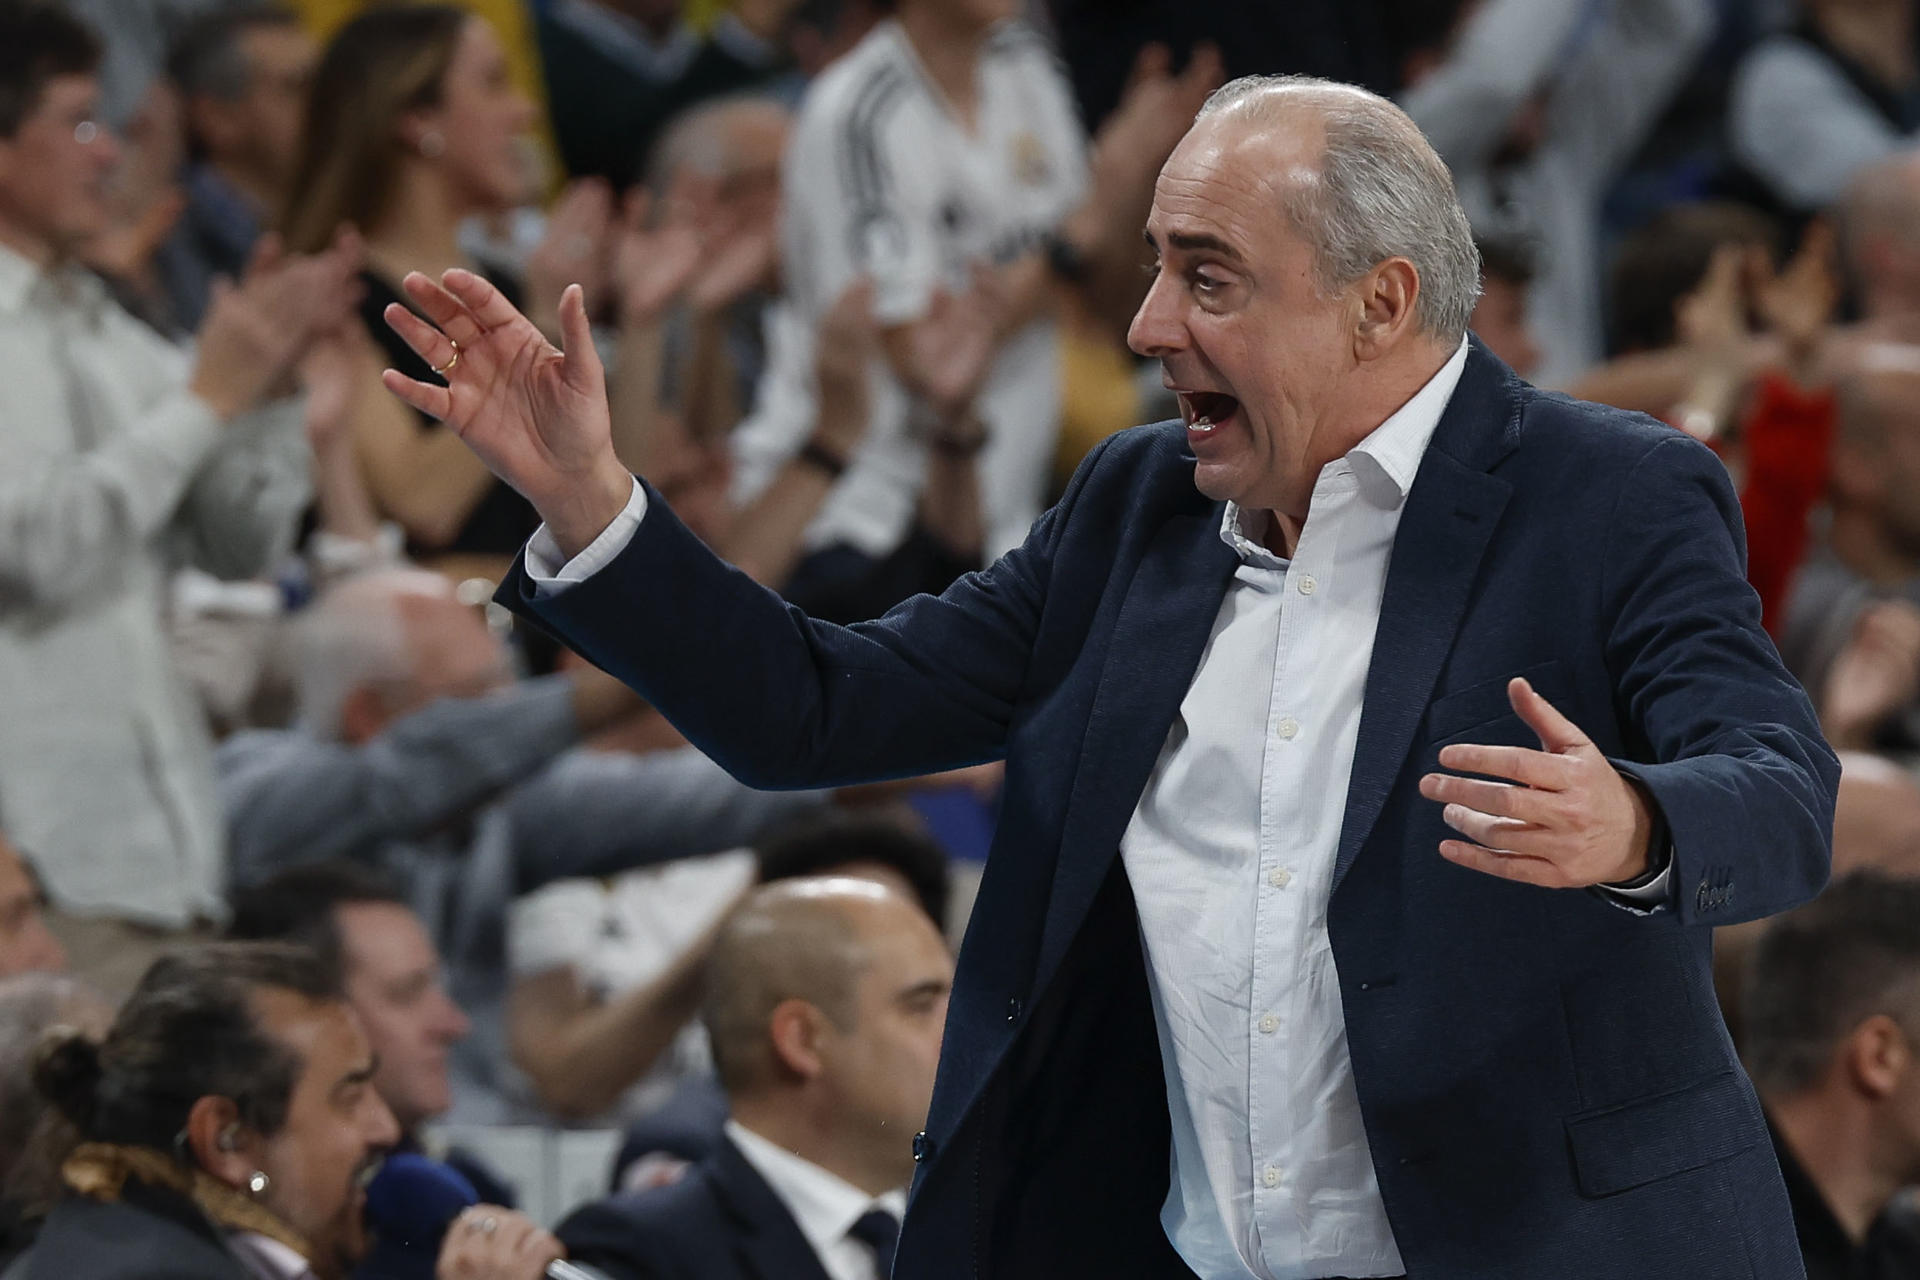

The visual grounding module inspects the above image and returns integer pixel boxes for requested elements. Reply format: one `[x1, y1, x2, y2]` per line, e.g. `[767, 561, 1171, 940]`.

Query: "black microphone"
[363, 1152, 594, 1280]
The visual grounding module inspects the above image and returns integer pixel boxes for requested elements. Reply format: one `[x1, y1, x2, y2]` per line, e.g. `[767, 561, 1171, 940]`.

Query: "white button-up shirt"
[726, 1120, 908, 1280]
[1115, 345, 1474, 1280]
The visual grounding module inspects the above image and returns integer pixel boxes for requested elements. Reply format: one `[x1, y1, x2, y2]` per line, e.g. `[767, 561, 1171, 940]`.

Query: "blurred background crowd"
[2, 0, 1920, 1275]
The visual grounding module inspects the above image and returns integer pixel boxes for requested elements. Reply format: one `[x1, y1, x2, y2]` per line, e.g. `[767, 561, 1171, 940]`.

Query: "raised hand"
[380, 267, 631, 557]
[191, 226, 365, 421]
[1417, 677, 1657, 889]
[1821, 598, 1920, 750]
[611, 180, 707, 328]
[524, 177, 617, 327]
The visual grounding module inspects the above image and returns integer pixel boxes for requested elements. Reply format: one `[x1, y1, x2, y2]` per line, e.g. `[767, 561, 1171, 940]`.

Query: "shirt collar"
[1219, 336, 1470, 558]
[0, 240, 110, 324]
[225, 1232, 317, 1280]
[725, 1120, 907, 1257]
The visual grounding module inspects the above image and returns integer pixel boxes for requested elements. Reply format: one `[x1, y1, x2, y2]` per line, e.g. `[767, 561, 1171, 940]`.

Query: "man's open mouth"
[1179, 390, 1241, 433]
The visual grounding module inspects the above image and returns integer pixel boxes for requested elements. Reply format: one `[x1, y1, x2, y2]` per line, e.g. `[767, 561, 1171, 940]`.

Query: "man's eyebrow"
[337, 1056, 379, 1092]
[895, 978, 950, 1003]
[1166, 231, 1246, 264]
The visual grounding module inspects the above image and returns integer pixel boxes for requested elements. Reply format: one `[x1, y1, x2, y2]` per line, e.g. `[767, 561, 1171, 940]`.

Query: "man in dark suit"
[382, 71, 1838, 1280]
[557, 877, 953, 1280]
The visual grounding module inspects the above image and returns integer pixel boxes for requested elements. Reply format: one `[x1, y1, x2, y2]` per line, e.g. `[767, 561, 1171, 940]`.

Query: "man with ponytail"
[11, 943, 554, 1280]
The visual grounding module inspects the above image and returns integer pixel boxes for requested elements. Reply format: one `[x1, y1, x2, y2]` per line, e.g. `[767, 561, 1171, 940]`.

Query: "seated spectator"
[557, 877, 951, 1280]
[1400, 0, 1715, 385]
[1469, 233, 1541, 380]
[508, 812, 950, 1127]
[0, 973, 110, 1268]
[0, 1, 360, 1000]
[1839, 150, 1920, 329]
[155, 4, 317, 333]
[517, 814, 949, 1176]
[1745, 874, 1920, 1278]
[12, 943, 418, 1280]
[0, 836, 62, 980]
[1731, 0, 1920, 213]
[1780, 353, 1920, 750]
[219, 567, 832, 1117]
[538, 0, 797, 189]
[226, 862, 517, 1209]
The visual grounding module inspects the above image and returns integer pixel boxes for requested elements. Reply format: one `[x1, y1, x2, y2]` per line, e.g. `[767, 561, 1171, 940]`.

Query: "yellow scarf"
[61, 1142, 314, 1265]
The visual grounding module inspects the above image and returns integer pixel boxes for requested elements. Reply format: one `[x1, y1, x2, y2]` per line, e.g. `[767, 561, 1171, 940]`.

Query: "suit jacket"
[12, 1184, 252, 1280]
[557, 1134, 830, 1280]
[502, 342, 1839, 1279]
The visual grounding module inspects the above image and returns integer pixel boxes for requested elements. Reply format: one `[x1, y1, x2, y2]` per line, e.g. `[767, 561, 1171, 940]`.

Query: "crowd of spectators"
[0, 0, 1918, 1275]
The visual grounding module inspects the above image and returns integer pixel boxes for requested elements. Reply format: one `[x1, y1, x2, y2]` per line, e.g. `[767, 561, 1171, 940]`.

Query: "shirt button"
[1268, 867, 1292, 889]
[1258, 1013, 1278, 1035]
[1262, 1165, 1282, 1188]
[1277, 717, 1299, 740]
[1297, 574, 1316, 596]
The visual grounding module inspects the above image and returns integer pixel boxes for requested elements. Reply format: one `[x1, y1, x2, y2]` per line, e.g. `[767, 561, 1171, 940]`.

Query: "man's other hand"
[1417, 677, 1656, 888]
[382, 268, 631, 559]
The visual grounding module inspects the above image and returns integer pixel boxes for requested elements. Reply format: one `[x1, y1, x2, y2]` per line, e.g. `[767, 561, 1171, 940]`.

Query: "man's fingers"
[443, 267, 532, 332]
[1418, 772, 1554, 825]
[1507, 677, 1589, 753]
[1439, 802, 1542, 852]
[1433, 742, 1574, 790]
[400, 270, 487, 347]
[244, 230, 284, 278]
[381, 367, 451, 423]
[1439, 839, 1562, 887]
[557, 283, 603, 387]
[383, 302, 459, 374]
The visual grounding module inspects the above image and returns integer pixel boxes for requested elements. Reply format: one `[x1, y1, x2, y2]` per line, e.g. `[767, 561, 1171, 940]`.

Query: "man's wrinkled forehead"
[1148, 113, 1323, 255]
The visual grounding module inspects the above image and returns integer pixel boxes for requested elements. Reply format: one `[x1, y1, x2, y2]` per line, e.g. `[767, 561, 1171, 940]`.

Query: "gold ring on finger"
[434, 341, 462, 376]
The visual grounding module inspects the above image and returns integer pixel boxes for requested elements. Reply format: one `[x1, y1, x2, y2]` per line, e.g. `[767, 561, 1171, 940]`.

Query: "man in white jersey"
[731, 0, 1087, 574]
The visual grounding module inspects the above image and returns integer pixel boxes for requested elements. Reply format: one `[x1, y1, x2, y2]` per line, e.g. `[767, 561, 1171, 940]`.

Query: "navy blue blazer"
[502, 343, 1839, 1279]
[557, 1135, 831, 1280]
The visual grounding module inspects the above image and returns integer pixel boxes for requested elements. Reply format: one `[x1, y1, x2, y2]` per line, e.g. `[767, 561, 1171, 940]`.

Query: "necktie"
[848, 1208, 901, 1280]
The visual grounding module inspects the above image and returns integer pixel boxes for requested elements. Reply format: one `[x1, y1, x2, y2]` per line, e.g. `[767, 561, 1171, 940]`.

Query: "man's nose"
[365, 1093, 402, 1147]
[434, 990, 471, 1043]
[1127, 272, 1186, 359]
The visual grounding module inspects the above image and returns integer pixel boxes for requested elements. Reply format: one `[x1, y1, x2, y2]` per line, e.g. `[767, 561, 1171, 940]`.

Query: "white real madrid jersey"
[732, 19, 1089, 560]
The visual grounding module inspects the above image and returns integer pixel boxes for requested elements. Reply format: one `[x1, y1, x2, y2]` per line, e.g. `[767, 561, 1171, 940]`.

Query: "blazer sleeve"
[1600, 432, 1838, 927]
[499, 434, 1118, 791]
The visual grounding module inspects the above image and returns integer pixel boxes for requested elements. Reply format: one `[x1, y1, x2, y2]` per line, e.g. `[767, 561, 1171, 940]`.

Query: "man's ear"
[1352, 257, 1423, 361]
[184, 1095, 258, 1190]
[766, 998, 828, 1083]
[1842, 1013, 1910, 1102]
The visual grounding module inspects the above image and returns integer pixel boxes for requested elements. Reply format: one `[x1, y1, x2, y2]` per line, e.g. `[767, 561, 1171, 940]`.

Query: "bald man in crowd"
[557, 877, 952, 1280]
[387, 72, 1832, 1280]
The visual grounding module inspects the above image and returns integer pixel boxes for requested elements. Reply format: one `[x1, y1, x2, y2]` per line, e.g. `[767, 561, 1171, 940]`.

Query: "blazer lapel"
[710, 1138, 836, 1280]
[1331, 342, 1522, 893]
[1034, 506, 1239, 989]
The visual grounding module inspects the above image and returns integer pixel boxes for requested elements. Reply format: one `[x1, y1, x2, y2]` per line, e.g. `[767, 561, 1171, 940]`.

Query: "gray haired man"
[384, 73, 1832, 1280]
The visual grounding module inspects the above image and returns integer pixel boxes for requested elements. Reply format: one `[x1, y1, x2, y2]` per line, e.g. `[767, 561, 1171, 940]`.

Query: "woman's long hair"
[280, 4, 468, 255]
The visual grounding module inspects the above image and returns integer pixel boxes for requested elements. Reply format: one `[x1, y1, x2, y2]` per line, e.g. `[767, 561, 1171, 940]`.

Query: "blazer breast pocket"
[1425, 659, 1572, 744]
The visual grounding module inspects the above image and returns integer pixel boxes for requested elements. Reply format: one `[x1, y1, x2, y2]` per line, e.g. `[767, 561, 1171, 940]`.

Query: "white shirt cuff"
[1594, 855, 1674, 914]
[524, 476, 648, 595]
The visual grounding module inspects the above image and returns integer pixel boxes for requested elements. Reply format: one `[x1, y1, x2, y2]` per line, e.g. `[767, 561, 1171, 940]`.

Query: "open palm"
[381, 268, 619, 517]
